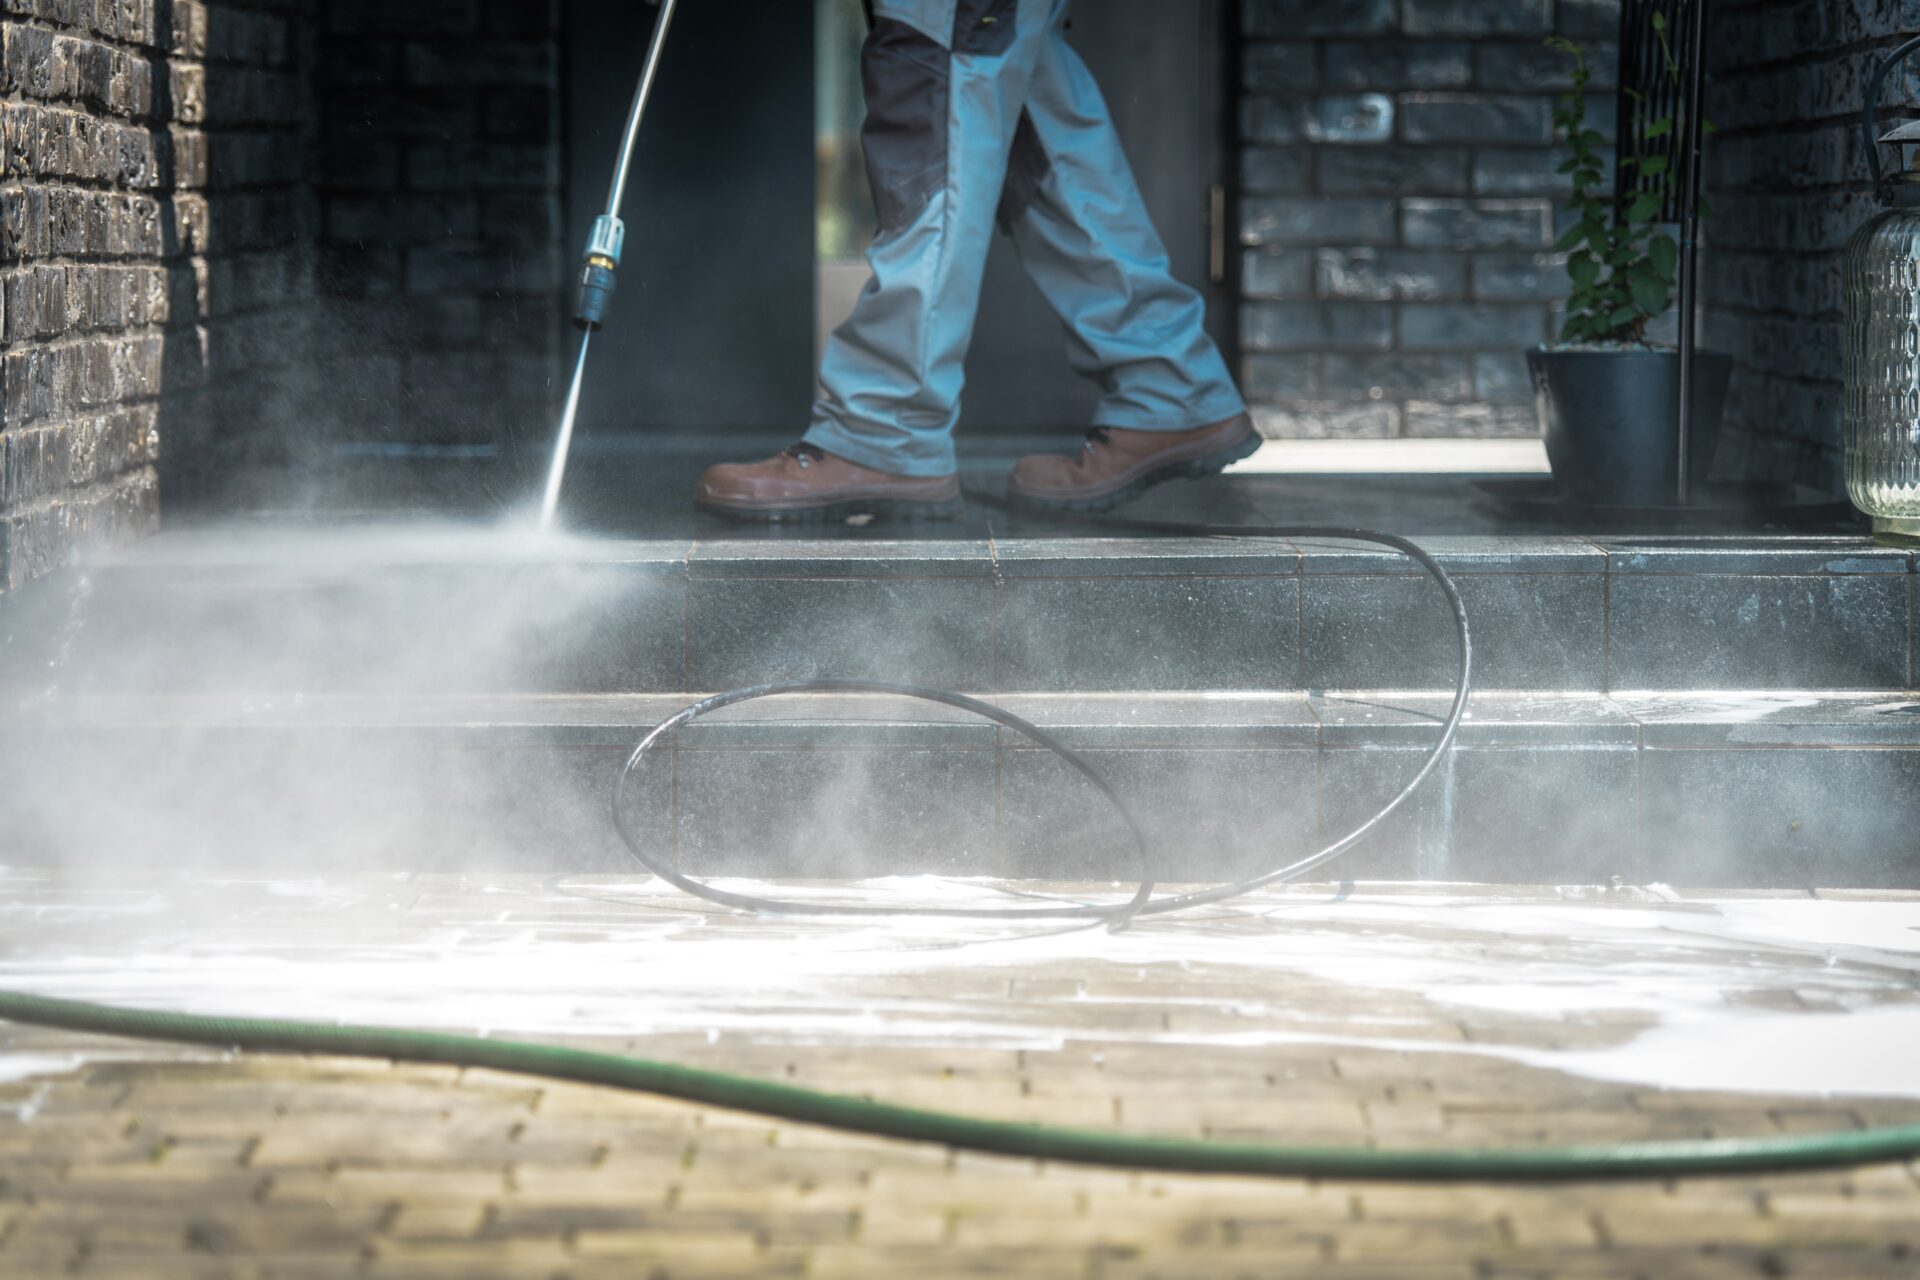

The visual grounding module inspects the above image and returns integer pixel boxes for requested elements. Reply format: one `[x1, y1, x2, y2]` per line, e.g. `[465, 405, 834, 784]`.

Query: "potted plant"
[1529, 27, 1731, 505]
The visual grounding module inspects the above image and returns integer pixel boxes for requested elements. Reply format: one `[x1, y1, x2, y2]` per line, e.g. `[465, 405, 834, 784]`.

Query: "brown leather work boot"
[695, 443, 965, 522]
[1006, 413, 1261, 512]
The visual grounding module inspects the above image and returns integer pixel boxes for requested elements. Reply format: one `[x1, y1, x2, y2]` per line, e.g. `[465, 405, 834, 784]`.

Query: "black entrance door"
[563, 0, 817, 439]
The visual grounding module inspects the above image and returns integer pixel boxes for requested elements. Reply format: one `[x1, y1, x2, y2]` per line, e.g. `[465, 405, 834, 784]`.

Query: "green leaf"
[1568, 252, 1601, 289]
[1639, 156, 1671, 177]
[1627, 193, 1664, 223]
[1648, 234, 1678, 279]
[1609, 306, 1641, 327]
[1644, 118, 1674, 139]
[1651, 10, 1667, 31]
[1556, 157, 1580, 174]
[1553, 223, 1590, 252]
[1630, 272, 1669, 316]
[1581, 129, 1607, 147]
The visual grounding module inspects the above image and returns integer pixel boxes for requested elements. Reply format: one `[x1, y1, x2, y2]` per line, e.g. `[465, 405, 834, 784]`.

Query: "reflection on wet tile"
[989, 694, 1319, 749]
[1616, 693, 1920, 747]
[1597, 537, 1906, 576]
[991, 537, 1297, 577]
[1295, 534, 1606, 575]
[688, 540, 991, 578]
[1312, 692, 1639, 746]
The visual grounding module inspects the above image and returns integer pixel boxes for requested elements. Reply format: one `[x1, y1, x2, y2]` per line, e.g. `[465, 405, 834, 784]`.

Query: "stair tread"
[12, 691, 1919, 747]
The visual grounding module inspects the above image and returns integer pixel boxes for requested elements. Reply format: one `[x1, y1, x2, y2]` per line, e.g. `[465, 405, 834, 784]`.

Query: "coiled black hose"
[613, 505, 1471, 924]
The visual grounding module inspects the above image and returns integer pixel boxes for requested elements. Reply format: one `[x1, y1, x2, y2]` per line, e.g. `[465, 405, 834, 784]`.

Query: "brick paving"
[0, 873, 1917, 1277]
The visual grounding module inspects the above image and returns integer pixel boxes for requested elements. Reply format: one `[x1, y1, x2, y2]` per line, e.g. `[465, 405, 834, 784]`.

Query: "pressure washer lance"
[538, 0, 682, 531]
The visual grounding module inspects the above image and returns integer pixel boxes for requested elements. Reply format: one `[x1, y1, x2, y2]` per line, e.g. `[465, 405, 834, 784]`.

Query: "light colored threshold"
[1238, 438, 1550, 475]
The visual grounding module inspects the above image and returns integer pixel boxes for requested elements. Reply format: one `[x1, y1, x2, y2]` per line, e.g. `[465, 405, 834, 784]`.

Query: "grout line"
[679, 539, 695, 693]
[1896, 556, 1912, 694]
[1295, 556, 1308, 693]
[1599, 542, 1614, 695]
[1631, 713, 1647, 882]
[667, 742, 680, 873]
[985, 515, 1003, 693]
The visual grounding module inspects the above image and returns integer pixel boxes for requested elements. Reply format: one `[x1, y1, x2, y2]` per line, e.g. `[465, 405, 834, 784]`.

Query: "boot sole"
[694, 493, 967, 524]
[1006, 428, 1264, 514]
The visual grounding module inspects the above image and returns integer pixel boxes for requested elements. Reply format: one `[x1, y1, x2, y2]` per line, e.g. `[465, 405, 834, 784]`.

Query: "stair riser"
[7, 558, 1914, 696]
[8, 729, 1916, 889]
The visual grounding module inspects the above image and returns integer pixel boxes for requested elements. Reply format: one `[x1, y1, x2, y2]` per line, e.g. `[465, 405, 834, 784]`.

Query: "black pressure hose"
[613, 506, 1471, 924]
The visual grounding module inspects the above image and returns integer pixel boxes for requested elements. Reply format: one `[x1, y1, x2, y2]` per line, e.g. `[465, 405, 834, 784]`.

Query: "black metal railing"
[1616, 0, 1710, 501]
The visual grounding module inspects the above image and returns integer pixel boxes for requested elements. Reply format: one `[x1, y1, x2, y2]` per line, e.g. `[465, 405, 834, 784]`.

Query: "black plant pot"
[1527, 347, 1732, 506]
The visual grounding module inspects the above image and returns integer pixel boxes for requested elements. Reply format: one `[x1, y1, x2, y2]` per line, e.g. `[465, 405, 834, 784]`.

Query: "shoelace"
[1081, 426, 1111, 455]
[783, 442, 827, 469]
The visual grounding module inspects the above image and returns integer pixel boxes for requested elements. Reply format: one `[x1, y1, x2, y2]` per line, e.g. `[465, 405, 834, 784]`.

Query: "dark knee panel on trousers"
[953, 0, 1018, 55]
[861, 18, 950, 233]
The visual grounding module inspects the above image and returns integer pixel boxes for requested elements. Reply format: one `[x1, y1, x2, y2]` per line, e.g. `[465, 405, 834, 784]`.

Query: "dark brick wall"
[1236, 0, 1620, 440]
[0, 0, 316, 591]
[1, 0, 565, 593]
[312, 0, 562, 454]
[1702, 0, 1911, 490]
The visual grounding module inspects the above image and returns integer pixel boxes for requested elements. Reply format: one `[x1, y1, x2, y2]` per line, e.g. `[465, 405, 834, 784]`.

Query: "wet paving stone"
[0, 874, 1916, 1277]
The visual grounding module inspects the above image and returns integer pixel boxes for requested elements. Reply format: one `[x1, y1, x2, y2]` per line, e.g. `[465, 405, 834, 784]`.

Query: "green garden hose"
[4, 988, 1918, 1181]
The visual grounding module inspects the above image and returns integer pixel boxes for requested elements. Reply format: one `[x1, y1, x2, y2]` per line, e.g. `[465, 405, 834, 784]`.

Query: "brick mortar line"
[0, 14, 305, 68]
[1707, 182, 1877, 197]
[0, 465, 157, 520]
[2, 246, 309, 268]
[2, 320, 315, 358]
[1713, 312, 1845, 327]
[0, 15, 170, 56]
[1710, 38, 1920, 81]
[0, 251, 305, 273]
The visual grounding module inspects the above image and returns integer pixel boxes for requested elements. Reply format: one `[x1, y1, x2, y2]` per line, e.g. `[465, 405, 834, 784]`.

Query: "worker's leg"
[999, 13, 1245, 432]
[802, 0, 1050, 477]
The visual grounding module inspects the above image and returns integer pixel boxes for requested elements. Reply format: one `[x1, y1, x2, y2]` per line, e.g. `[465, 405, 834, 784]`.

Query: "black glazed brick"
[1639, 748, 1920, 889]
[1318, 744, 1638, 883]
[673, 747, 998, 878]
[54, 563, 688, 696]
[995, 575, 1301, 692]
[998, 747, 1318, 882]
[1302, 572, 1604, 691]
[687, 577, 994, 692]
[1607, 574, 1909, 691]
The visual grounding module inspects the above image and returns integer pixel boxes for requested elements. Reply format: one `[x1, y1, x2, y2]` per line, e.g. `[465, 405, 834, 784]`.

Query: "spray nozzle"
[574, 215, 626, 331]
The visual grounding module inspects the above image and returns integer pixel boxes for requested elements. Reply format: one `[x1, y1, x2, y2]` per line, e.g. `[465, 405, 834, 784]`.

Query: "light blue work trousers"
[804, 0, 1245, 477]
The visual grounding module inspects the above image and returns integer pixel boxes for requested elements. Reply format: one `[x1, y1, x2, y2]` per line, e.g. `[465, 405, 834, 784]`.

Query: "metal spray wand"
[538, 0, 682, 530]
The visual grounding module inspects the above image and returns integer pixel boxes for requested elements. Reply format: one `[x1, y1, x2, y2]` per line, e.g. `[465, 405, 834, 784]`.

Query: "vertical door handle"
[1208, 183, 1227, 285]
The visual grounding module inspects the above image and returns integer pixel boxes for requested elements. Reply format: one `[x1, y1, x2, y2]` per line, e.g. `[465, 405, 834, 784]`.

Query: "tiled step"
[7, 691, 1917, 889]
[3, 530, 1915, 697]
